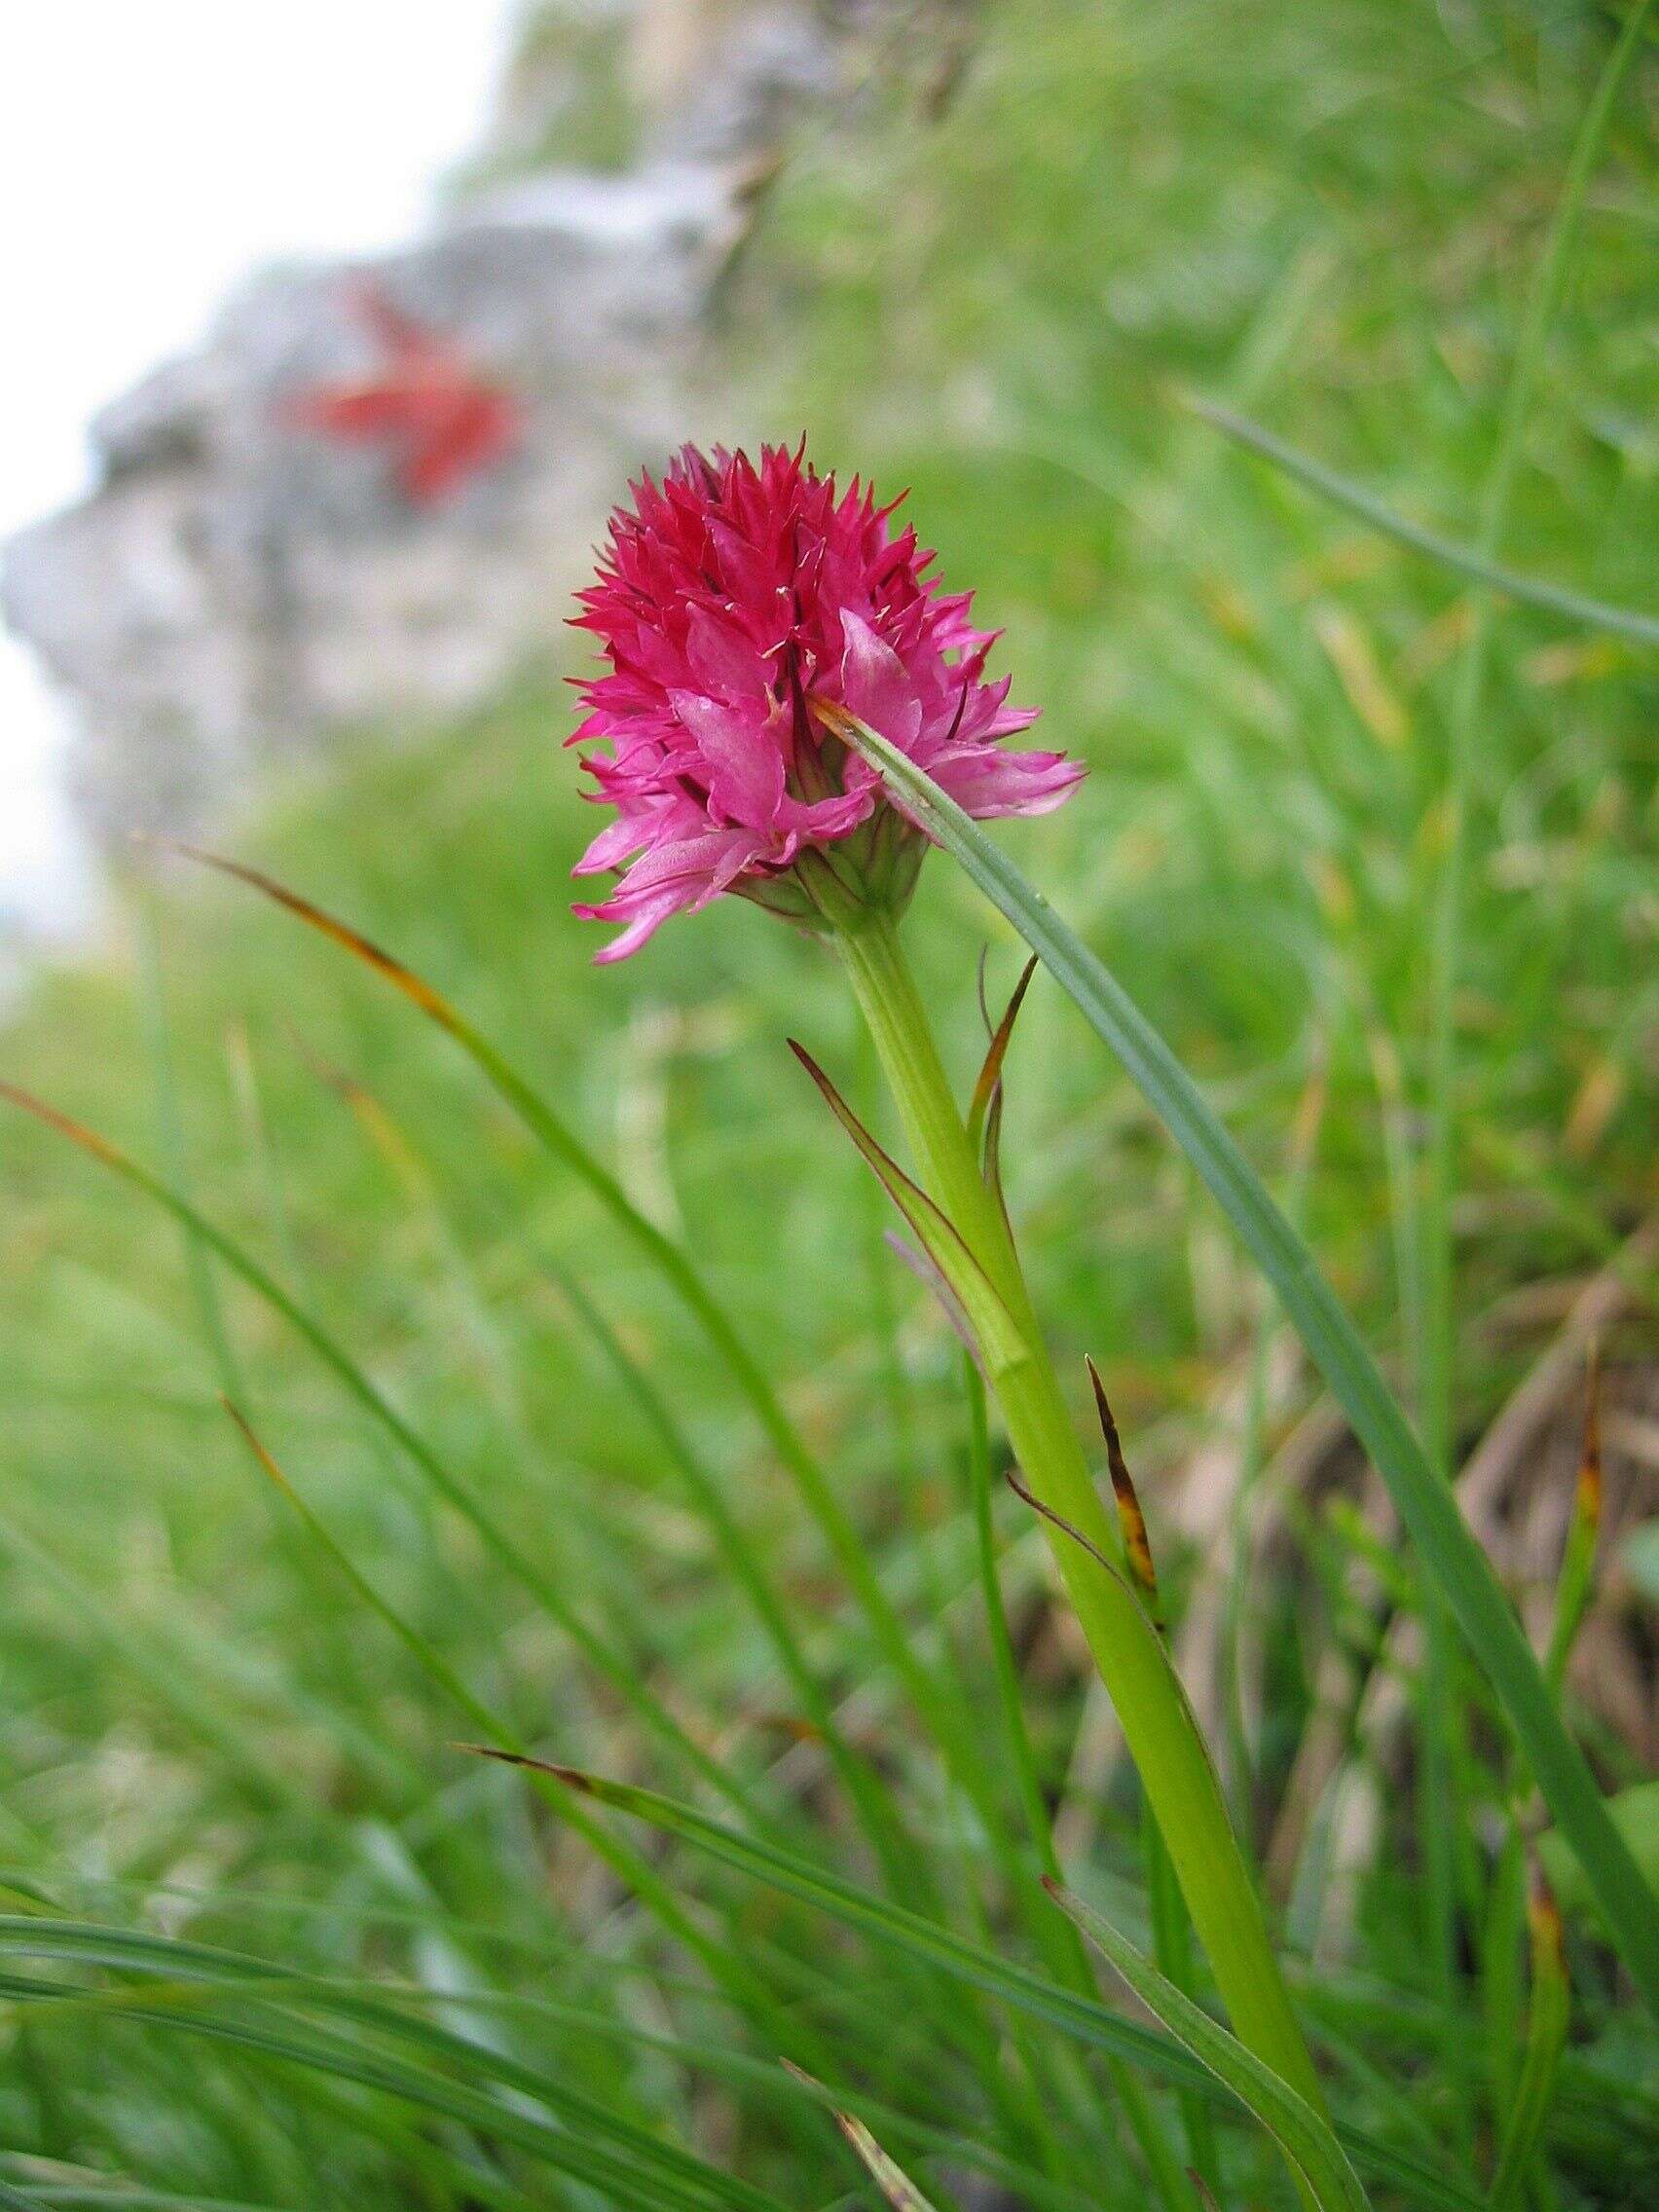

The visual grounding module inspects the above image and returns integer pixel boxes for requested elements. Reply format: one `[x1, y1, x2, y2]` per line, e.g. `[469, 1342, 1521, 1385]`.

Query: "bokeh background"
[0, 1, 1654, 2199]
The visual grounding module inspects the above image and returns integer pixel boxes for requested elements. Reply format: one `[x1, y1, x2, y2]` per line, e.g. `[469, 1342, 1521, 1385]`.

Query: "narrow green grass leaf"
[137, 900, 247, 1407]
[1543, 1359, 1602, 1696]
[789, 1040, 1029, 1376]
[460, 1751, 1217, 2081]
[544, 1258, 940, 1908]
[8, 2194, 292, 2210]
[458, 1754, 1482, 2212]
[0, 1081, 751, 1825]
[0, 1507, 300, 1812]
[1183, 397, 1659, 647]
[1415, 0, 1654, 2046]
[159, 846, 953, 1749]
[1538, 1778, 1659, 1922]
[827, 719, 1659, 2018]
[207, 1406, 826, 2058]
[1487, 1881, 1570, 2212]
[0, 1087, 862, 2066]
[0, 1921, 790, 2212]
[1046, 1881, 1371, 2211]
[783, 2063, 944, 2210]
[220, 1400, 504, 1745]
[6, 2194, 287, 2210]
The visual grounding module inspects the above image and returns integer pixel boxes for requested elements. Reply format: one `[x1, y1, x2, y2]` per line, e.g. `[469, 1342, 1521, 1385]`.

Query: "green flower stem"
[828, 898, 1325, 2122]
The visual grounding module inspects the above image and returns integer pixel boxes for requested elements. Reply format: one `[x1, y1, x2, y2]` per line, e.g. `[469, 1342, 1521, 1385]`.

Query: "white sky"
[1, 1, 516, 940]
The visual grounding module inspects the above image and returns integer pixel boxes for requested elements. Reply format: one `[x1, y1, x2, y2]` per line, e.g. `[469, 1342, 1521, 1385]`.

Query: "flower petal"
[684, 604, 769, 704]
[838, 612, 923, 751]
[670, 692, 786, 828]
[932, 745, 1087, 820]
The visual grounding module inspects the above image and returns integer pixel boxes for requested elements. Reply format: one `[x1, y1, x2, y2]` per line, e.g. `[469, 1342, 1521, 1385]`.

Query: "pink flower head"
[569, 441, 1084, 961]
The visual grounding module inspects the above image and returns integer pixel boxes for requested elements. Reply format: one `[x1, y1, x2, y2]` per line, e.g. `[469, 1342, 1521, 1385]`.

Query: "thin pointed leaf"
[1003, 1468, 1132, 1596]
[156, 844, 945, 1747]
[827, 714, 1659, 2018]
[1544, 1355, 1602, 1693]
[221, 1400, 502, 1744]
[1488, 1878, 1570, 2212]
[157, 844, 465, 1031]
[789, 1041, 1028, 1377]
[782, 2063, 944, 2211]
[190, 1408, 811, 2035]
[1045, 1882, 1372, 2212]
[1182, 395, 1659, 646]
[981, 1081, 1013, 1242]
[1538, 1778, 1659, 1923]
[456, 1753, 1481, 2212]
[542, 1258, 932, 1899]
[0, 1083, 752, 1826]
[1087, 1357, 1161, 1623]
[967, 955, 1039, 1151]
[0, 1918, 791, 2212]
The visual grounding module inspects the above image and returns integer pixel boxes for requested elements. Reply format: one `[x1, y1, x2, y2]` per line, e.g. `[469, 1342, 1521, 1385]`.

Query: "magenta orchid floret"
[569, 441, 1084, 960]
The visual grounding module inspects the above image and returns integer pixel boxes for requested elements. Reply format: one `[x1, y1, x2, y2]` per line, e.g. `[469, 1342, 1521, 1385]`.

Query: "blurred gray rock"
[641, 3, 843, 164]
[2, 168, 738, 845]
[0, 0, 949, 848]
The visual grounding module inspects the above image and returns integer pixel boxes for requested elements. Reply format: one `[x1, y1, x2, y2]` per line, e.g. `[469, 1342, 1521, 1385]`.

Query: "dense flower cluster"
[570, 442, 1083, 959]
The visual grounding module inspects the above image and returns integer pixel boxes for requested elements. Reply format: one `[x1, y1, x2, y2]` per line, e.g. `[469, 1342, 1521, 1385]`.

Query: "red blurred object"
[288, 282, 519, 504]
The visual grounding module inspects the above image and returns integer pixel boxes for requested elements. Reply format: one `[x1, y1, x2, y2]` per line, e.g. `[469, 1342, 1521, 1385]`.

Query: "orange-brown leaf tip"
[1576, 1350, 1603, 1531]
[454, 1743, 593, 1792]
[1086, 1356, 1161, 1619]
[164, 843, 461, 1034]
[0, 1081, 126, 1169]
[968, 953, 1040, 1142]
[1527, 1864, 1565, 1963]
[220, 1399, 294, 1493]
[756, 1713, 828, 1746]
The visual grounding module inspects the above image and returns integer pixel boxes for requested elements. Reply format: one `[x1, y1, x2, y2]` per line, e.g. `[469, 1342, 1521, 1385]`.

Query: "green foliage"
[1, 2, 1655, 2205]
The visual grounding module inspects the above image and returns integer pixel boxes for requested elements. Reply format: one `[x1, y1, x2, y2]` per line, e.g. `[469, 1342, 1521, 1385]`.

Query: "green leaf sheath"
[823, 898, 1325, 2122]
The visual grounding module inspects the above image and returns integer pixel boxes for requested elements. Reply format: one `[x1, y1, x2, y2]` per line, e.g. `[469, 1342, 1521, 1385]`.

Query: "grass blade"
[161, 846, 984, 1779]
[1183, 396, 1659, 647]
[1414, 0, 1655, 2042]
[825, 715, 1659, 2016]
[544, 1257, 941, 1908]
[783, 2062, 944, 2210]
[0, 1083, 753, 1827]
[461, 1753, 1482, 2212]
[0, 1919, 793, 2212]
[210, 1408, 830, 2053]
[1488, 1880, 1569, 2212]
[1045, 1880, 1371, 2212]
[789, 1039, 1028, 1376]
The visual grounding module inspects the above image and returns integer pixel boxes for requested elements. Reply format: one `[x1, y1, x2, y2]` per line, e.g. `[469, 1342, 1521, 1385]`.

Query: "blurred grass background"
[1, 0, 1655, 2200]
